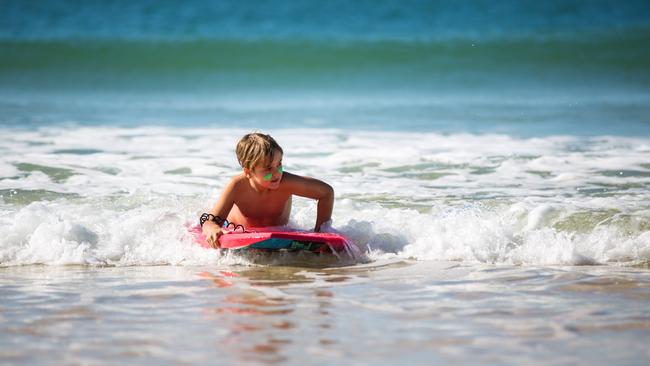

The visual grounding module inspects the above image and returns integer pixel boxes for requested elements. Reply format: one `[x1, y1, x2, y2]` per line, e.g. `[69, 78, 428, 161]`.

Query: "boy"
[201, 133, 334, 248]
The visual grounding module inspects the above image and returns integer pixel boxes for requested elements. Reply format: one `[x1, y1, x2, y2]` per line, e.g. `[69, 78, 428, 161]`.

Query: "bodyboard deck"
[190, 226, 350, 253]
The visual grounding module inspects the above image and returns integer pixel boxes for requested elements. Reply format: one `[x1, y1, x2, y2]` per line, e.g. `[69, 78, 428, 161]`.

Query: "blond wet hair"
[236, 133, 283, 170]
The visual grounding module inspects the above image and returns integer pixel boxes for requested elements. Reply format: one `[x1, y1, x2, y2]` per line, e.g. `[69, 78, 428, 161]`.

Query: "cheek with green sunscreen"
[262, 166, 283, 181]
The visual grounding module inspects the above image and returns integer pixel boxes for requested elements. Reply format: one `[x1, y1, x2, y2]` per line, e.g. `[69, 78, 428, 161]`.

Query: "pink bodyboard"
[189, 225, 350, 253]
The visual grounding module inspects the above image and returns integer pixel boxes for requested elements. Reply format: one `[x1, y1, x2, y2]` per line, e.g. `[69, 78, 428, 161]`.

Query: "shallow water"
[2, 261, 649, 365]
[2, 1, 650, 364]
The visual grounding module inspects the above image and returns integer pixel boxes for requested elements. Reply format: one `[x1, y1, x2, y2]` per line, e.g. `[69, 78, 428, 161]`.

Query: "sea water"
[1, 1, 650, 365]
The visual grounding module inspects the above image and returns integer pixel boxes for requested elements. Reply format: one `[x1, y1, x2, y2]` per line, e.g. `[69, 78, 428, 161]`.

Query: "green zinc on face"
[263, 166, 283, 181]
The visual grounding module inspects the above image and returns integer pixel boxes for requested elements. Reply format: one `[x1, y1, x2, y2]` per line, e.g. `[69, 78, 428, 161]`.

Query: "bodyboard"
[190, 226, 350, 253]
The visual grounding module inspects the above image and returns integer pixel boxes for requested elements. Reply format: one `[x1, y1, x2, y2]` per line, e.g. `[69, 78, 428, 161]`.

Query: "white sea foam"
[0, 127, 648, 266]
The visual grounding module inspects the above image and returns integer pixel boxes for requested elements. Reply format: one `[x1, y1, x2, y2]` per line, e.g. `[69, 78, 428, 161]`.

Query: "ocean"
[1, 0, 650, 364]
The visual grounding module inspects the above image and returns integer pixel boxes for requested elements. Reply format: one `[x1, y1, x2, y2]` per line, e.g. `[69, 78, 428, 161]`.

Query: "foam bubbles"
[1, 127, 649, 267]
[331, 202, 650, 266]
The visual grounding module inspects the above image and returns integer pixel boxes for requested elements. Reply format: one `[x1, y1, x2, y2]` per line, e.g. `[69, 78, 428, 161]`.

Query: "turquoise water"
[1, 1, 650, 365]
[4, 0, 649, 40]
[1, 0, 649, 135]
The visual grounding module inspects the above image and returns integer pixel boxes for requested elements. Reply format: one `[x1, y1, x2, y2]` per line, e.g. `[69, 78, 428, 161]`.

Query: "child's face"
[250, 150, 283, 189]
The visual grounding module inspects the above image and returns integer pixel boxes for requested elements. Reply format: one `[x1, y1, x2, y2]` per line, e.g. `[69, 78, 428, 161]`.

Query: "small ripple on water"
[0, 189, 81, 205]
[13, 162, 77, 183]
[52, 148, 103, 155]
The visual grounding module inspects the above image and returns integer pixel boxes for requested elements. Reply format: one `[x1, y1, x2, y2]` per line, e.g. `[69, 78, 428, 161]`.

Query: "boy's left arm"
[283, 172, 334, 231]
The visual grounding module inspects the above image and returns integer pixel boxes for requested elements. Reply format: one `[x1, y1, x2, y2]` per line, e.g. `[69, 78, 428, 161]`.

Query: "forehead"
[257, 149, 283, 167]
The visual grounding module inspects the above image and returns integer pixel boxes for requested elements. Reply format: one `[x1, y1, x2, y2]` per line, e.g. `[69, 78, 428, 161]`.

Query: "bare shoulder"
[280, 171, 312, 186]
[229, 173, 247, 184]
[281, 171, 333, 199]
[225, 173, 248, 192]
[209, 173, 247, 215]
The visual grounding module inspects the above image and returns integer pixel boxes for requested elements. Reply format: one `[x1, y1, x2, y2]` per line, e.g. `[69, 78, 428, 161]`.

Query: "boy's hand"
[202, 221, 223, 249]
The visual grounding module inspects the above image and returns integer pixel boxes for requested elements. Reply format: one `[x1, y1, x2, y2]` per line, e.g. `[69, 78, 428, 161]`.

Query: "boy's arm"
[283, 172, 334, 232]
[203, 177, 238, 247]
[209, 177, 237, 219]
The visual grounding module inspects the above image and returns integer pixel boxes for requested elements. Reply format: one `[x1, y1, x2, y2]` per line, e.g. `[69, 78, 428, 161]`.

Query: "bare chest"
[232, 191, 292, 226]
